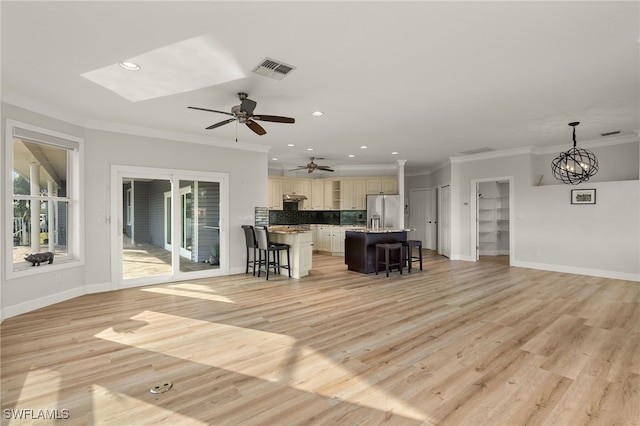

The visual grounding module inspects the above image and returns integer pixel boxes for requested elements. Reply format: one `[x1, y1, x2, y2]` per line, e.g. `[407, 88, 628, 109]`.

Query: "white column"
[396, 160, 407, 229]
[47, 179, 56, 252]
[29, 162, 41, 253]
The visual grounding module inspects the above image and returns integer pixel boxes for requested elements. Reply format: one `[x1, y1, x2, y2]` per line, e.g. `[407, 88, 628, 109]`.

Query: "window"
[6, 120, 83, 276]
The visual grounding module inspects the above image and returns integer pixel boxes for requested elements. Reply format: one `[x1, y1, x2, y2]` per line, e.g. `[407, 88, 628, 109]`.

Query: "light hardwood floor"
[1, 252, 638, 425]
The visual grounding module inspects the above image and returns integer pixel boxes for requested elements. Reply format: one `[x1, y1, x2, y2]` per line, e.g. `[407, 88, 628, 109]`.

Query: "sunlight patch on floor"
[141, 285, 235, 303]
[91, 384, 208, 425]
[94, 311, 427, 421]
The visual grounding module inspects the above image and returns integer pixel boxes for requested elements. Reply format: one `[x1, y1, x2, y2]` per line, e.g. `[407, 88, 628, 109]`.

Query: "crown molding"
[84, 119, 270, 153]
[2, 91, 269, 154]
[2, 91, 87, 127]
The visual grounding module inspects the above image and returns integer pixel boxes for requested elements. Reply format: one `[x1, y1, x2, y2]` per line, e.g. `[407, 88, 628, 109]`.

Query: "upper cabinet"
[366, 177, 398, 194]
[340, 179, 366, 210]
[268, 176, 397, 210]
[268, 178, 283, 210]
[311, 180, 325, 210]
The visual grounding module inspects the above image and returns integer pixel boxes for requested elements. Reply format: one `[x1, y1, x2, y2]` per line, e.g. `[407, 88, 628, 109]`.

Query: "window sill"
[7, 258, 84, 280]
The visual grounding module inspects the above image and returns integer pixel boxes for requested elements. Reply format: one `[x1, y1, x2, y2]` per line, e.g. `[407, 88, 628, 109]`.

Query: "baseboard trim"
[2, 287, 86, 321]
[511, 260, 640, 282]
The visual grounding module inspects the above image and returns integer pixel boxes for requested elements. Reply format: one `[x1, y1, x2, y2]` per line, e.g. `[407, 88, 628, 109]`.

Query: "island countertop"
[345, 228, 412, 233]
[268, 227, 312, 234]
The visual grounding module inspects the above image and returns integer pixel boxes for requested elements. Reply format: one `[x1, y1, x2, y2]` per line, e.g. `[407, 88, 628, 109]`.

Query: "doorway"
[471, 177, 513, 263]
[112, 166, 229, 288]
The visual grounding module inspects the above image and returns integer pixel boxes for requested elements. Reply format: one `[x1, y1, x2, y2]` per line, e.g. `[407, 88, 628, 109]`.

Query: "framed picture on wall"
[571, 189, 596, 205]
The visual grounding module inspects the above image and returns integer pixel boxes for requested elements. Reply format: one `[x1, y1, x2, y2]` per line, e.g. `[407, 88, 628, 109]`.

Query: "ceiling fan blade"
[288, 167, 308, 171]
[188, 106, 234, 116]
[317, 166, 335, 172]
[245, 120, 266, 135]
[206, 118, 236, 130]
[252, 115, 295, 124]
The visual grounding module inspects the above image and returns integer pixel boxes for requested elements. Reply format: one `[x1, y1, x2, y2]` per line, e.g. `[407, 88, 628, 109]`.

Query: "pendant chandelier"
[551, 122, 598, 185]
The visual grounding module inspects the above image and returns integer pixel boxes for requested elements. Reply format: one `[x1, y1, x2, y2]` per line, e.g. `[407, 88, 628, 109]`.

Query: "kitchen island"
[344, 229, 408, 273]
[267, 227, 313, 278]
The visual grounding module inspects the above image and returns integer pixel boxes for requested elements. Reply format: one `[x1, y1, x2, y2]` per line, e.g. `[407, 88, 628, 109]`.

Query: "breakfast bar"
[344, 229, 407, 273]
[267, 227, 313, 279]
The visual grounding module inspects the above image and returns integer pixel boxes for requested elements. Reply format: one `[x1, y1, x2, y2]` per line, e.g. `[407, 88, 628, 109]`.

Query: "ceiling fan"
[290, 157, 334, 173]
[188, 92, 294, 136]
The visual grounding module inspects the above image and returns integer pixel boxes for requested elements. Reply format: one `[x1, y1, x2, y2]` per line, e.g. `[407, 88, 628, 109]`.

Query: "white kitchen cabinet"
[366, 177, 398, 194]
[268, 231, 313, 278]
[311, 180, 324, 210]
[300, 180, 313, 210]
[268, 178, 283, 210]
[340, 179, 366, 210]
[324, 180, 340, 210]
[331, 226, 346, 253]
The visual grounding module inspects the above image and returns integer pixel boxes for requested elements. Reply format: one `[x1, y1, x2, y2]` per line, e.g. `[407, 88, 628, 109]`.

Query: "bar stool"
[254, 226, 291, 280]
[402, 240, 423, 272]
[241, 225, 258, 275]
[375, 242, 403, 277]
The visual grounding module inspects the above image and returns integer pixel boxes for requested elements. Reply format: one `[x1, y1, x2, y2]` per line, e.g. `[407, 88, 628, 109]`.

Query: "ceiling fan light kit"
[551, 122, 599, 185]
[188, 92, 294, 137]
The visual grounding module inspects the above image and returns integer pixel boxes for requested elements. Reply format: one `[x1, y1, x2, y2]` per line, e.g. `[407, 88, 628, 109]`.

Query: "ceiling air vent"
[459, 146, 495, 155]
[252, 58, 296, 80]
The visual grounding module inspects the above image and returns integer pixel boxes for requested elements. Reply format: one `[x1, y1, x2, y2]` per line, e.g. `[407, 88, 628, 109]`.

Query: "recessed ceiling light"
[311, 111, 324, 117]
[287, 143, 295, 147]
[271, 157, 278, 161]
[348, 154, 355, 158]
[360, 145, 368, 149]
[119, 61, 140, 71]
[391, 151, 398, 155]
[306, 148, 314, 151]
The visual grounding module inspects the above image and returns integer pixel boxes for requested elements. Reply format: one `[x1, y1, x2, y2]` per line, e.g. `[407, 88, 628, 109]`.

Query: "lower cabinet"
[268, 231, 313, 279]
[311, 225, 359, 255]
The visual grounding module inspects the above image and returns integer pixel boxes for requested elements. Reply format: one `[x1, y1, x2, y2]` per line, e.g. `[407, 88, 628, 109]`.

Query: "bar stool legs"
[402, 240, 423, 273]
[375, 243, 403, 277]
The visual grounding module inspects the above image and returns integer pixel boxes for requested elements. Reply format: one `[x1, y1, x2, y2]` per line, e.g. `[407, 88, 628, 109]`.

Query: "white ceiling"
[2, 1, 638, 174]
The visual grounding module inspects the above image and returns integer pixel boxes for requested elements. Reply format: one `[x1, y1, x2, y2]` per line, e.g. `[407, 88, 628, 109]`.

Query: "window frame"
[5, 119, 84, 279]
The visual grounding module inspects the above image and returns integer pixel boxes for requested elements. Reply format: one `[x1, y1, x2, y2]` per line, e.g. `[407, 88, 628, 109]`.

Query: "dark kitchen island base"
[344, 230, 407, 274]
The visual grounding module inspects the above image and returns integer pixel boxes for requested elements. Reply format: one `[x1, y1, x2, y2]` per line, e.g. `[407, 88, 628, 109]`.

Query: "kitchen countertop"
[345, 228, 411, 233]
[268, 227, 312, 234]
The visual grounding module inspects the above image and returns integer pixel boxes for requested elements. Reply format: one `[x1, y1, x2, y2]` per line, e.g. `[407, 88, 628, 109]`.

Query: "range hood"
[283, 194, 307, 202]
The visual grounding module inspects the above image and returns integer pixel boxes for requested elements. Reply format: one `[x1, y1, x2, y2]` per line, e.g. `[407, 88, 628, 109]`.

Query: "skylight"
[82, 35, 245, 102]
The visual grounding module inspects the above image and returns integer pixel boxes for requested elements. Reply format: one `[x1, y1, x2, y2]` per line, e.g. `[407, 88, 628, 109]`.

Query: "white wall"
[2, 104, 87, 317]
[449, 147, 639, 281]
[2, 103, 268, 320]
[84, 128, 268, 290]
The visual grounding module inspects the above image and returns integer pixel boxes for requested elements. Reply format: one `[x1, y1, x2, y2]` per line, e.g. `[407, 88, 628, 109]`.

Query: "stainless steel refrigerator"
[366, 195, 401, 229]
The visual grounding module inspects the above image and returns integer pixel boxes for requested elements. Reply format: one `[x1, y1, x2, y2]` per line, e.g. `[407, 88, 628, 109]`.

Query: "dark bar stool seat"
[241, 225, 258, 275]
[254, 226, 291, 280]
[402, 240, 423, 272]
[375, 242, 403, 277]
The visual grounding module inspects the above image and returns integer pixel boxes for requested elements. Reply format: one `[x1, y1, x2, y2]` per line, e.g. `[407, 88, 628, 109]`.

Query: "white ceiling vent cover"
[252, 58, 296, 80]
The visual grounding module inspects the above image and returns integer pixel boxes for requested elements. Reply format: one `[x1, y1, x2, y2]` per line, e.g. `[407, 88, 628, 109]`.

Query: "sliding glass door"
[113, 167, 228, 287]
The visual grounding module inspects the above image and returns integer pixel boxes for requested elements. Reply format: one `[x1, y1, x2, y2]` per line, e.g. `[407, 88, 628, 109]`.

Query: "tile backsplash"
[268, 202, 366, 226]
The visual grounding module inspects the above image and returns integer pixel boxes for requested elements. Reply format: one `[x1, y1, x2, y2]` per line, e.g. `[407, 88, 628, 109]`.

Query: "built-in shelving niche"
[478, 181, 509, 256]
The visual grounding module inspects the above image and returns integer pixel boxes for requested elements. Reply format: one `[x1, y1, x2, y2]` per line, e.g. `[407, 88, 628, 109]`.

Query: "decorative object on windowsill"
[551, 122, 598, 185]
[571, 188, 596, 205]
[24, 251, 54, 266]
